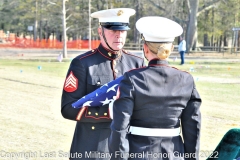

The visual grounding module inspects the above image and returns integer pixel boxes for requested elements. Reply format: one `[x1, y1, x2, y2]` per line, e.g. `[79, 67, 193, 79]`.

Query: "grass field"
[0, 54, 240, 160]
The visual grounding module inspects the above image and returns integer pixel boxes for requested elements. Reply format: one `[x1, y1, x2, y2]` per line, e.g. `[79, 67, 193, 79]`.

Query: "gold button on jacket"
[61, 43, 145, 155]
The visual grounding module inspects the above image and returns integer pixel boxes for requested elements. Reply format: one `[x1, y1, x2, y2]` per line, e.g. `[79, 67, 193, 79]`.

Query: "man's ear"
[143, 43, 149, 54]
[98, 27, 102, 37]
[171, 44, 174, 51]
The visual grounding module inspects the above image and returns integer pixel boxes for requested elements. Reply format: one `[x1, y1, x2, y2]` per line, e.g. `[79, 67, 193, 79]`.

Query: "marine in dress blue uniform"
[61, 8, 145, 160]
[109, 17, 202, 160]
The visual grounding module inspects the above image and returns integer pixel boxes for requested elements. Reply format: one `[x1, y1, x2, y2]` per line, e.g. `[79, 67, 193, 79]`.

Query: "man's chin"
[112, 44, 124, 50]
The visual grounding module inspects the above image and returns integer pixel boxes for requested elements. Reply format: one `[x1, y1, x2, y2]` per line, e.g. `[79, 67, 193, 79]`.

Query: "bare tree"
[185, 0, 199, 52]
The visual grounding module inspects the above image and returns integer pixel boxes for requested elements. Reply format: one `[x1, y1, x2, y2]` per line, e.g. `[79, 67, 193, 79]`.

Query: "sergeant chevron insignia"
[64, 71, 78, 92]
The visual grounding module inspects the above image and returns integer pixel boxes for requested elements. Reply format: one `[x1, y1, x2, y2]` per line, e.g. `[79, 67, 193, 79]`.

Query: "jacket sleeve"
[181, 81, 201, 160]
[61, 58, 112, 122]
[61, 58, 87, 121]
[109, 72, 134, 160]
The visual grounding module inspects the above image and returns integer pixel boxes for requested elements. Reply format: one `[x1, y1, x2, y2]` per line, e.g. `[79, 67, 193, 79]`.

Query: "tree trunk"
[218, 35, 222, 52]
[211, 7, 214, 50]
[186, 0, 199, 53]
[203, 9, 209, 46]
[203, 34, 208, 46]
[34, 0, 38, 41]
[45, 21, 48, 42]
[39, 20, 42, 41]
[39, 0, 43, 42]
[223, 33, 227, 46]
[238, 31, 240, 51]
[62, 0, 67, 58]
[211, 35, 214, 50]
[134, 0, 140, 43]
[88, 0, 91, 50]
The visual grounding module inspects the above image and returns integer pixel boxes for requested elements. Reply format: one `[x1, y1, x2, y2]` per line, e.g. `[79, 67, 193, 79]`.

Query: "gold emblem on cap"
[108, 52, 112, 57]
[117, 10, 123, 16]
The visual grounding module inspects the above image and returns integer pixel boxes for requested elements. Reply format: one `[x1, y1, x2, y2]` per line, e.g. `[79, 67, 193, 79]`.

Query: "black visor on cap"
[100, 22, 130, 31]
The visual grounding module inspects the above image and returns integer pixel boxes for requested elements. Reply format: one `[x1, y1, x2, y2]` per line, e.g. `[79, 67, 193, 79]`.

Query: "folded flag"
[72, 76, 123, 109]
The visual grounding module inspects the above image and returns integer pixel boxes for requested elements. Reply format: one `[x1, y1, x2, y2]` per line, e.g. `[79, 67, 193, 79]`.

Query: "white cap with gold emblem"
[91, 8, 136, 30]
[136, 16, 183, 42]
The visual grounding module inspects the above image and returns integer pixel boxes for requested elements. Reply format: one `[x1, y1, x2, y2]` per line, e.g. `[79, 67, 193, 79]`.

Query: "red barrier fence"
[0, 37, 101, 49]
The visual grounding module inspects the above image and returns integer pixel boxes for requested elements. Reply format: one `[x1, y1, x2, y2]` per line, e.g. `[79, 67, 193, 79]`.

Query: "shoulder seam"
[171, 66, 190, 74]
[123, 50, 143, 59]
[79, 49, 97, 60]
[148, 64, 190, 74]
[128, 66, 147, 72]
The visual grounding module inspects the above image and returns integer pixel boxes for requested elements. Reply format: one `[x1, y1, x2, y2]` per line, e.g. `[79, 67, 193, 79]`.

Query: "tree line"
[0, 0, 240, 52]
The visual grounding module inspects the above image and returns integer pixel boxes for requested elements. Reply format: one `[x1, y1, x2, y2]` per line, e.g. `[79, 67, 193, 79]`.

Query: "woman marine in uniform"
[109, 16, 202, 160]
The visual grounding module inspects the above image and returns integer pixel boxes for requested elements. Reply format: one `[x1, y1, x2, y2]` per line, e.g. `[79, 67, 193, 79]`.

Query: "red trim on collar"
[98, 49, 114, 60]
[171, 66, 190, 74]
[149, 64, 169, 67]
[127, 66, 147, 72]
[102, 45, 116, 54]
[79, 49, 97, 60]
[149, 64, 190, 74]
[151, 58, 161, 61]
[98, 48, 122, 61]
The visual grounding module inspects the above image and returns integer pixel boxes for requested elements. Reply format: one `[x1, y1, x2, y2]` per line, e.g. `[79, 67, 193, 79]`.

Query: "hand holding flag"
[72, 76, 123, 109]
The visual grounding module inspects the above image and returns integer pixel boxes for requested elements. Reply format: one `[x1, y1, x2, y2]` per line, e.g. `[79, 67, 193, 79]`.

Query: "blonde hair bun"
[157, 46, 171, 59]
[146, 42, 173, 60]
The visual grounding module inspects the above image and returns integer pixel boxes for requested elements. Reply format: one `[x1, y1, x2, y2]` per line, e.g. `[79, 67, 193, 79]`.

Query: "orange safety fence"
[0, 37, 101, 49]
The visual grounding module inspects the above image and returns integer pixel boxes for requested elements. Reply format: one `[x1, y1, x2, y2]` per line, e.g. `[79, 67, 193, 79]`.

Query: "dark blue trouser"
[179, 51, 185, 64]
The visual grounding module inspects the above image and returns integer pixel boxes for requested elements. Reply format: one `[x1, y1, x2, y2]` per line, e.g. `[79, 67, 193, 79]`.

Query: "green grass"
[0, 57, 240, 160]
[0, 59, 70, 77]
[170, 60, 240, 158]
[0, 58, 74, 160]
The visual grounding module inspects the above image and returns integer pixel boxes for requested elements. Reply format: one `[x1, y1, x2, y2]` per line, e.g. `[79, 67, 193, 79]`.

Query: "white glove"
[108, 100, 115, 119]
